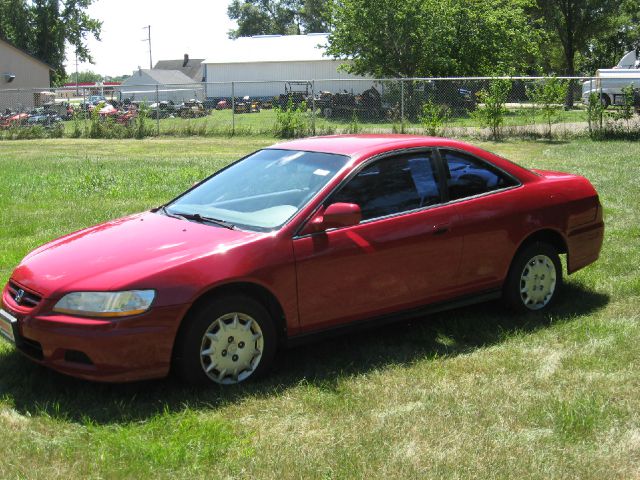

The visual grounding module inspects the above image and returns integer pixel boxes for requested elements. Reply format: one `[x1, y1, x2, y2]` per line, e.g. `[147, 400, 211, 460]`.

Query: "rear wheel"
[503, 242, 562, 312]
[600, 94, 611, 108]
[175, 295, 277, 385]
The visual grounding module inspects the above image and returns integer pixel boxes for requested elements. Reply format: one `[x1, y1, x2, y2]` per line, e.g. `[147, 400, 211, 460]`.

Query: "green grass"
[1, 137, 639, 479]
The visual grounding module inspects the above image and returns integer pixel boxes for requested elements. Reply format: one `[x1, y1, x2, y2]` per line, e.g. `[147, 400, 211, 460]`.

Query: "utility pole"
[143, 25, 152, 69]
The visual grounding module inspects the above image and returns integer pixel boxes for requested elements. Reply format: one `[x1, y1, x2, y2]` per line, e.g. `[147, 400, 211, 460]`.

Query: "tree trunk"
[564, 45, 576, 109]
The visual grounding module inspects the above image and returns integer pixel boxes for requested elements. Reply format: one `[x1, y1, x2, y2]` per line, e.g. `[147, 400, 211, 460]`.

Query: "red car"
[0, 135, 604, 385]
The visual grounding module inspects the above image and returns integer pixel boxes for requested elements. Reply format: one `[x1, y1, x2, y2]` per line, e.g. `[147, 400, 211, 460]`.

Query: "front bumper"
[2, 285, 187, 382]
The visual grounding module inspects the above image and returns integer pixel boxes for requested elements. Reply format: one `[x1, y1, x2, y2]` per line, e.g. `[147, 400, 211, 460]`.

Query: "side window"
[441, 150, 516, 201]
[331, 152, 441, 221]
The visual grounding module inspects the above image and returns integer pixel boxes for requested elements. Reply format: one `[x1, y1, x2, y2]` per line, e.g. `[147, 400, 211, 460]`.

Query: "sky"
[64, 0, 236, 77]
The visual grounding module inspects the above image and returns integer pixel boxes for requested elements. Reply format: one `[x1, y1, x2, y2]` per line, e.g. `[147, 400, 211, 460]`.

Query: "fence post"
[231, 82, 235, 136]
[311, 80, 316, 136]
[400, 79, 405, 128]
[598, 77, 604, 130]
[155, 85, 160, 135]
[82, 87, 87, 128]
[587, 77, 593, 133]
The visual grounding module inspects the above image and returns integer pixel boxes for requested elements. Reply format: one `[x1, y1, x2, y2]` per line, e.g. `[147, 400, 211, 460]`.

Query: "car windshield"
[166, 149, 349, 230]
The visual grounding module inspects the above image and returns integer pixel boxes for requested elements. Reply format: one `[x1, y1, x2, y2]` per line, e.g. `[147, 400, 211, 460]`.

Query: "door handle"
[433, 224, 450, 235]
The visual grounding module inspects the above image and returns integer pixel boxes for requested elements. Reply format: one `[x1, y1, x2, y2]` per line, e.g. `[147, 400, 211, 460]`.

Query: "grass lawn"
[0, 136, 639, 479]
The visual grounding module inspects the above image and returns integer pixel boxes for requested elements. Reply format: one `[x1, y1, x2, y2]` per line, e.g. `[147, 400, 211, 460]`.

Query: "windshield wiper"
[157, 205, 187, 220]
[157, 205, 236, 230]
[175, 211, 236, 230]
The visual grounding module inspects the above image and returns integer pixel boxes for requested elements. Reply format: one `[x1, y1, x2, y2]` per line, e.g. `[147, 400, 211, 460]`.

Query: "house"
[117, 69, 204, 103]
[0, 36, 52, 111]
[203, 33, 371, 99]
[154, 54, 204, 82]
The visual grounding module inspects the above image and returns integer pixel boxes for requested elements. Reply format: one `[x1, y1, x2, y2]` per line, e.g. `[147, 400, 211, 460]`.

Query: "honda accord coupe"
[0, 135, 604, 385]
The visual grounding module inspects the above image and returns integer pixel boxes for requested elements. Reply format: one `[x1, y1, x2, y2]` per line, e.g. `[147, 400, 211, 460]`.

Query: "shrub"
[273, 98, 310, 138]
[420, 101, 449, 136]
[614, 84, 636, 132]
[135, 102, 154, 139]
[587, 92, 605, 139]
[473, 79, 511, 140]
[347, 110, 361, 134]
[527, 77, 569, 139]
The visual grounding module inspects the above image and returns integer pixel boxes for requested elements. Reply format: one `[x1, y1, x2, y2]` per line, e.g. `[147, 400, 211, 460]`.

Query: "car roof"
[269, 134, 538, 182]
[270, 134, 485, 159]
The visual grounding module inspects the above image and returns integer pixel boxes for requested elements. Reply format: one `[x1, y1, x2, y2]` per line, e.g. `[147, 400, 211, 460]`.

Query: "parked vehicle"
[582, 49, 640, 107]
[98, 103, 119, 118]
[277, 81, 312, 109]
[421, 81, 477, 113]
[0, 112, 29, 129]
[316, 86, 384, 119]
[149, 101, 178, 119]
[177, 99, 206, 118]
[1, 135, 604, 385]
[26, 110, 63, 127]
[43, 102, 74, 121]
[80, 95, 107, 111]
[233, 96, 261, 114]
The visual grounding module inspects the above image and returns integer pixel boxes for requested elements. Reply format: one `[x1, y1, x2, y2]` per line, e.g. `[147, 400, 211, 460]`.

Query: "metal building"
[203, 34, 371, 99]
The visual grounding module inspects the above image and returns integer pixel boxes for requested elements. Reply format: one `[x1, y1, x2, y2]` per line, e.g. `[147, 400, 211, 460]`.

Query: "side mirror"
[307, 202, 362, 233]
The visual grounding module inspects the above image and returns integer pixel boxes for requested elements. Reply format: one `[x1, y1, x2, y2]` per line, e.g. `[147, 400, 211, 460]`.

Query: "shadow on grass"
[0, 282, 608, 424]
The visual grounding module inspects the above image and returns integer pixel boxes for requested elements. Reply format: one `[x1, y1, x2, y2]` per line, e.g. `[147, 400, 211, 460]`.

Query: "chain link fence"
[1, 76, 638, 138]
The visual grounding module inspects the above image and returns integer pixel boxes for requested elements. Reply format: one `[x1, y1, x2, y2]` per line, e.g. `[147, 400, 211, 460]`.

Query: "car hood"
[12, 212, 261, 299]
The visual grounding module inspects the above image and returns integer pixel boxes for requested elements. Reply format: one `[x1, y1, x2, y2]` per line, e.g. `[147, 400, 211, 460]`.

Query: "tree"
[65, 70, 103, 84]
[535, 0, 625, 106]
[575, 0, 640, 73]
[325, 0, 541, 78]
[227, 0, 331, 38]
[0, 0, 32, 50]
[0, 0, 101, 84]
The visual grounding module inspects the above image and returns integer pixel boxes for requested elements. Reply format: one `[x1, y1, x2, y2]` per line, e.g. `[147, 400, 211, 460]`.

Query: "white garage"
[117, 69, 204, 103]
[203, 34, 373, 99]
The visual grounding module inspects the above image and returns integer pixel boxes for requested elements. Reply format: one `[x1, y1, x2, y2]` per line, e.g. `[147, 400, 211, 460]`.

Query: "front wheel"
[503, 242, 562, 312]
[175, 295, 277, 385]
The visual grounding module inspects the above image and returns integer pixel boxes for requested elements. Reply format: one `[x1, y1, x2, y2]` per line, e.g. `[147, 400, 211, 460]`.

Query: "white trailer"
[582, 50, 640, 107]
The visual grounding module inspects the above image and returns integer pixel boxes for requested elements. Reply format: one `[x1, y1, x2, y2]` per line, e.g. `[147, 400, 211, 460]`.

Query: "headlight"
[53, 290, 155, 318]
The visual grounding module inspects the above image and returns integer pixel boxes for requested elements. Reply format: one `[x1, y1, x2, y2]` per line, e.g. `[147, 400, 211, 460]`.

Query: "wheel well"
[518, 229, 568, 256]
[175, 283, 288, 350]
[502, 229, 568, 290]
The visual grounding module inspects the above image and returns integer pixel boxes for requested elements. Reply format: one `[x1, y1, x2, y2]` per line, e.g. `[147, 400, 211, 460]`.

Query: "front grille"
[7, 281, 42, 309]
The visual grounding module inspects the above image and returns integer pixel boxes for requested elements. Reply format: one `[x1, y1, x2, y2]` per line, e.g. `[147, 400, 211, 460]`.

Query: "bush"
[135, 102, 154, 139]
[614, 84, 636, 132]
[347, 110, 361, 134]
[473, 79, 511, 140]
[587, 92, 605, 139]
[420, 101, 449, 136]
[527, 77, 569, 138]
[273, 98, 310, 138]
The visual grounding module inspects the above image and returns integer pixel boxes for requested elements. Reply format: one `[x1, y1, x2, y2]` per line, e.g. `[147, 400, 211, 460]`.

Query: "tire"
[175, 294, 278, 385]
[503, 242, 562, 312]
[600, 94, 611, 109]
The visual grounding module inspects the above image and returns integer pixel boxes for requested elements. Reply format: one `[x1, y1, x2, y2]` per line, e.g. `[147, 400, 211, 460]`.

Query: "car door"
[293, 150, 464, 332]
[438, 148, 522, 293]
